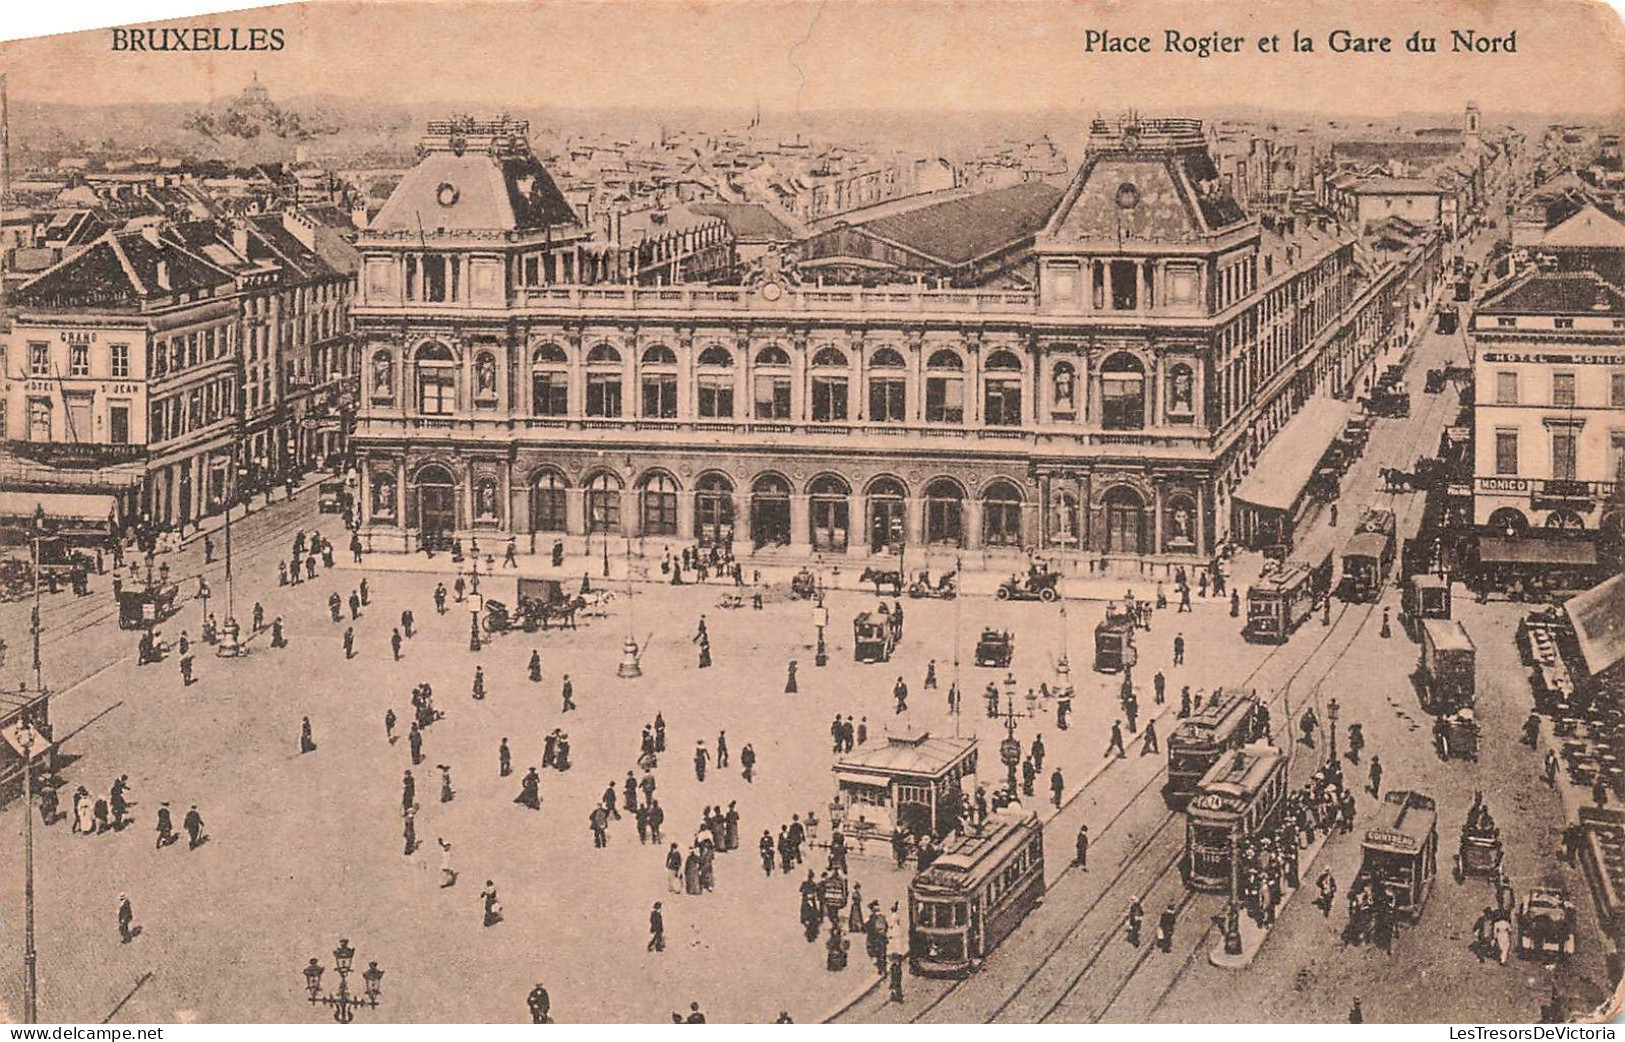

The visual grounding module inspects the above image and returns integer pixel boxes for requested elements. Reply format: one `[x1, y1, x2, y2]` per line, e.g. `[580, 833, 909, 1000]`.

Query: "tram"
[1340, 508, 1396, 603]
[1093, 607, 1137, 673]
[1356, 790, 1438, 921]
[1165, 688, 1263, 807]
[1184, 742, 1289, 893]
[1243, 552, 1333, 643]
[908, 809, 1043, 977]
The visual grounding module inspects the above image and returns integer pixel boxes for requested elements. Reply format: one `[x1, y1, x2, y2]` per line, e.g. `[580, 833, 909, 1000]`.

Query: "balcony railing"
[507, 284, 1038, 315]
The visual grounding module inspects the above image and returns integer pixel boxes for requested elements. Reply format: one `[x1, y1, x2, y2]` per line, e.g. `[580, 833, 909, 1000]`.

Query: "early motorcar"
[975, 627, 1014, 668]
[995, 571, 1061, 603]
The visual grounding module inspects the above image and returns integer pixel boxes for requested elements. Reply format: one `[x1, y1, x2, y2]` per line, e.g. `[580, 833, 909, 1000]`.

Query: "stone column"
[567, 488, 586, 537]
[790, 493, 811, 552]
[907, 495, 925, 547]
[848, 492, 868, 557]
[965, 493, 982, 550]
[622, 487, 638, 538]
[677, 490, 695, 544]
[1152, 483, 1165, 557]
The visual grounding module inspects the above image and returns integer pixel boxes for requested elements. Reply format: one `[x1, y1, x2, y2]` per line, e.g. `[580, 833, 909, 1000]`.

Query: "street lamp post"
[17, 717, 38, 1024]
[302, 939, 384, 1023]
[999, 695, 1022, 798]
[813, 598, 829, 668]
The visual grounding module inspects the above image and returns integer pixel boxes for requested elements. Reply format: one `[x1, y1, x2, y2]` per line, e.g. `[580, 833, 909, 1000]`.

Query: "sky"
[1, 0, 1623, 118]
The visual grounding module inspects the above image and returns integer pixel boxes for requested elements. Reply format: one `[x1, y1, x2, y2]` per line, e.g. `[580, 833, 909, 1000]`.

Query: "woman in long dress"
[698, 842, 715, 892]
[683, 848, 702, 895]
[74, 788, 93, 834]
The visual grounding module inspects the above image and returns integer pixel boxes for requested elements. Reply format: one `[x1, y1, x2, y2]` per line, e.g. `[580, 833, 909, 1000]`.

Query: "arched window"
[530, 470, 567, 532]
[754, 346, 791, 419]
[1048, 488, 1079, 547]
[1052, 361, 1077, 415]
[695, 473, 735, 547]
[641, 345, 677, 419]
[370, 349, 394, 400]
[1100, 352, 1146, 430]
[697, 345, 734, 367]
[1545, 509, 1585, 531]
[982, 480, 1024, 547]
[812, 349, 850, 422]
[1166, 362, 1195, 423]
[868, 348, 907, 422]
[985, 354, 1023, 427]
[586, 344, 623, 417]
[926, 351, 964, 423]
[473, 350, 498, 404]
[585, 472, 623, 533]
[474, 475, 501, 521]
[640, 472, 679, 535]
[925, 478, 964, 545]
[1103, 485, 1146, 554]
[867, 476, 907, 552]
[1487, 507, 1529, 538]
[751, 473, 792, 548]
[809, 474, 851, 552]
[532, 345, 568, 417]
[415, 341, 456, 415]
[410, 463, 457, 534]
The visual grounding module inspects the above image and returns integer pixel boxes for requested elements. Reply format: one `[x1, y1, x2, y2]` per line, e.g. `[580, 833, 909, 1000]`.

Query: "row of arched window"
[369, 462, 1199, 555]
[369, 340, 1201, 430]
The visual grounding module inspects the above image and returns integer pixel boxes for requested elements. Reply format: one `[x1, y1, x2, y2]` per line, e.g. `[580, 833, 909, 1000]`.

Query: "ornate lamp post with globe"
[302, 939, 384, 1023]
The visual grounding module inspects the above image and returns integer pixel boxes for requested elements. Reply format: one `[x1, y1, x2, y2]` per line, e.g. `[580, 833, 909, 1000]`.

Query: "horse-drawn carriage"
[1432, 709, 1480, 761]
[854, 612, 898, 663]
[908, 569, 957, 600]
[118, 579, 181, 630]
[482, 578, 582, 632]
[1457, 822, 1503, 879]
[790, 569, 819, 601]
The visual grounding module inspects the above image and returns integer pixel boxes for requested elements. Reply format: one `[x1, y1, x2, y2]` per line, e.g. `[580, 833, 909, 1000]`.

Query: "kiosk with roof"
[832, 730, 978, 842]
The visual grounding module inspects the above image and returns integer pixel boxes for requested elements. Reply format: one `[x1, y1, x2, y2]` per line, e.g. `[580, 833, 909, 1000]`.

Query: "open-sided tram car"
[909, 810, 1043, 977]
[1185, 742, 1289, 892]
[117, 581, 180, 630]
[1358, 790, 1438, 921]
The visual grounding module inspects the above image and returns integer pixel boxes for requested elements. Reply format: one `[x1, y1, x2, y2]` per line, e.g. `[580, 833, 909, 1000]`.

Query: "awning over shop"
[1478, 536, 1597, 567]
[1563, 573, 1625, 678]
[1233, 398, 1352, 513]
[0, 490, 119, 525]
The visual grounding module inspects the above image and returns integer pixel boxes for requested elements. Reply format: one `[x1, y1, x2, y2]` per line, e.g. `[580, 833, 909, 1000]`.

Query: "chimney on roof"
[281, 209, 317, 251]
[231, 221, 250, 258]
[155, 259, 170, 291]
[140, 224, 160, 246]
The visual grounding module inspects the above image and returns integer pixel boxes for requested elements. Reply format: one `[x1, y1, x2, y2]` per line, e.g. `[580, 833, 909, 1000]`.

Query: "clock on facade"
[436, 182, 460, 207]
[1115, 182, 1141, 209]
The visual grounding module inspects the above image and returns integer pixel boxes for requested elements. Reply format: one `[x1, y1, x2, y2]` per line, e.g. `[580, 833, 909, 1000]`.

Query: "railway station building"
[350, 117, 1430, 569]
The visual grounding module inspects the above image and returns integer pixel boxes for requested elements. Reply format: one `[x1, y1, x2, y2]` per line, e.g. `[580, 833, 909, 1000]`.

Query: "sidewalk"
[174, 470, 336, 550]
[1208, 827, 1331, 969]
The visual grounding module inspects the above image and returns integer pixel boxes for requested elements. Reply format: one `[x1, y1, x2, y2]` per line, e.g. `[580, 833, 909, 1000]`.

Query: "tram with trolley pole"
[1184, 742, 1289, 893]
[908, 808, 1043, 977]
[1340, 508, 1397, 603]
[1243, 552, 1334, 643]
[1165, 688, 1264, 808]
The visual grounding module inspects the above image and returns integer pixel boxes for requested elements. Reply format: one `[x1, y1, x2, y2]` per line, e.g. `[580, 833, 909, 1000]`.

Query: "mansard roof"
[1040, 117, 1249, 246]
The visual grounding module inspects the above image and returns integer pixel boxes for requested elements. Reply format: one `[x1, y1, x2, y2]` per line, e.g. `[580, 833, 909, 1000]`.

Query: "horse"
[860, 568, 903, 596]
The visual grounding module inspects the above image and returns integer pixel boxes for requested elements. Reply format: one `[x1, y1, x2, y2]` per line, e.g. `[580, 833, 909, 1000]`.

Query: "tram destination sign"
[1364, 827, 1421, 852]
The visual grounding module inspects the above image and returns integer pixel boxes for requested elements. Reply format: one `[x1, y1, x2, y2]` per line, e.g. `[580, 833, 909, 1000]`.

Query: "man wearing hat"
[118, 893, 136, 943]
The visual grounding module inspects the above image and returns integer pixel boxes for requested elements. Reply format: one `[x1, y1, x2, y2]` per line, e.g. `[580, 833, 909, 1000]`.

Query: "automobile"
[1517, 887, 1576, 958]
[975, 628, 1014, 668]
[995, 571, 1061, 602]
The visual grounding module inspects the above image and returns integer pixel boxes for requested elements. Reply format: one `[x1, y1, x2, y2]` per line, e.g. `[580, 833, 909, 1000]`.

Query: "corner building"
[352, 118, 1412, 568]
